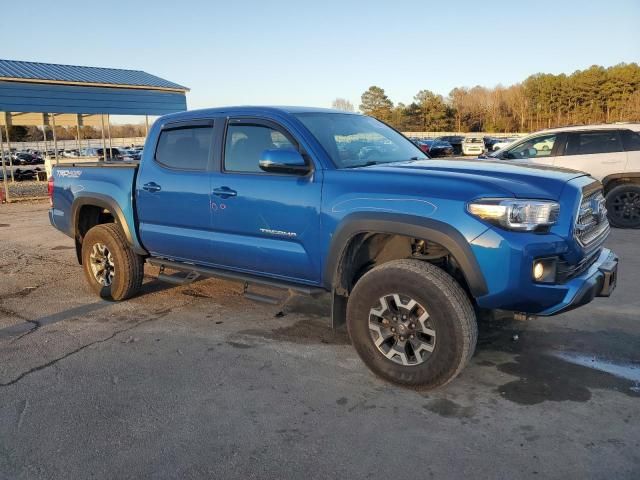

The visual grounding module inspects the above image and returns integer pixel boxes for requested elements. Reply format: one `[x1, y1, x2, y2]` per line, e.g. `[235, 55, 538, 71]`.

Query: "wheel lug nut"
[410, 334, 415, 339]
[391, 327, 395, 332]
[402, 315, 407, 320]
[400, 336, 405, 341]
[410, 323, 415, 329]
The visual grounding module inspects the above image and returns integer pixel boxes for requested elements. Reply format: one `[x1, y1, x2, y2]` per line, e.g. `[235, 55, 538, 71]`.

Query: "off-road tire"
[347, 259, 477, 389]
[606, 184, 640, 229]
[81, 223, 144, 301]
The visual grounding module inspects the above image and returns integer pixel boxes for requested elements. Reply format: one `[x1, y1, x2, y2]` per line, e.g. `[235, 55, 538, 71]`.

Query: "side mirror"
[259, 149, 310, 175]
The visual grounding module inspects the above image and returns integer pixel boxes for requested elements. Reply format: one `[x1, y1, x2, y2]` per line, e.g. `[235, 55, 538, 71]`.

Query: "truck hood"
[365, 158, 587, 199]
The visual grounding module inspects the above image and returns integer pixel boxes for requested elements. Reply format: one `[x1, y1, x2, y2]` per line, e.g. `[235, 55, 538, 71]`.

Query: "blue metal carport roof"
[0, 59, 188, 115]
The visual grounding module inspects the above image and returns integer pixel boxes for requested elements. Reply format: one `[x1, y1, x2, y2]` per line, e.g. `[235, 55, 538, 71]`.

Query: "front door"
[136, 120, 215, 265]
[503, 133, 562, 167]
[208, 118, 323, 284]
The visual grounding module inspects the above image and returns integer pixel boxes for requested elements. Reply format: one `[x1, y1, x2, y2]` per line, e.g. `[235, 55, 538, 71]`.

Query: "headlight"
[467, 198, 560, 231]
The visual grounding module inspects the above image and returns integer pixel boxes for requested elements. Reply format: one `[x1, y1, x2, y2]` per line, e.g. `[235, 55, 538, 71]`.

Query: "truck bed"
[49, 162, 140, 246]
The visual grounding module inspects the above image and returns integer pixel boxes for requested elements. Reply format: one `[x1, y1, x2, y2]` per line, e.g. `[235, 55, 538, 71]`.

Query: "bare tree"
[332, 98, 355, 112]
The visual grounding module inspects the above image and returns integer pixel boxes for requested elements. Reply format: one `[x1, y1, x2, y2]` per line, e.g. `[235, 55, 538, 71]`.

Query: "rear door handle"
[212, 187, 237, 198]
[142, 182, 161, 193]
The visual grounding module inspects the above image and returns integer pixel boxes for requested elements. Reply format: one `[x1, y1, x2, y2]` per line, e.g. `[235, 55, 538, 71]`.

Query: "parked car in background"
[485, 124, 640, 228]
[81, 147, 129, 161]
[63, 149, 80, 158]
[14, 152, 44, 165]
[435, 135, 464, 155]
[462, 136, 485, 155]
[415, 139, 453, 157]
[122, 148, 142, 161]
[483, 137, 501, 151]
[492, 137, 518, 151]
[410, 139, 431, 156]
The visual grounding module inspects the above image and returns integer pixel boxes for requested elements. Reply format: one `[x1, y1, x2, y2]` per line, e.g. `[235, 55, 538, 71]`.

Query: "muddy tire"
[606, 184, 640, 229]
[81, 223, 144, 301]
[346, 259, 477, 389]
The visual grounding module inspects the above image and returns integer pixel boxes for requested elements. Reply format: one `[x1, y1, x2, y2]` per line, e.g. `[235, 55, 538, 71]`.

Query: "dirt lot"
[0, 201, 638, 479]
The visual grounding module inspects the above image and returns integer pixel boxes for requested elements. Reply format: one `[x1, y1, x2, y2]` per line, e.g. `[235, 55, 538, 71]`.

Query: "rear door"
[207, 117, 323, 284]
[619, 129, 640, 172]
[556, 130, 626, 180]
[136, 119, 215, 264]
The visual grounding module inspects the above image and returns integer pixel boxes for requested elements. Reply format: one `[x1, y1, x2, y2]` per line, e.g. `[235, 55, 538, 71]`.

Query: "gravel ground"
[0, 201, 639, 479]
[3, 181, 48, 200]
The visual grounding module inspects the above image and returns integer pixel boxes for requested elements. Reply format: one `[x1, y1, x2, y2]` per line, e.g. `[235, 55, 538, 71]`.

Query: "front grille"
[574, 185, 610, 249]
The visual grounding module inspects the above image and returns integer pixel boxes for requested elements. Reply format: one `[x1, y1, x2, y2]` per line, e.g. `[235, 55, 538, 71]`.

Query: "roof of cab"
[158, 105, 359, 122]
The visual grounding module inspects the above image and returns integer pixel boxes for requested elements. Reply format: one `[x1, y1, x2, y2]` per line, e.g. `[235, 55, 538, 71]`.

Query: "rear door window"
[564, 131, 622, 155]
[155, 124, 214, 170]
[620, 129, 640, 152]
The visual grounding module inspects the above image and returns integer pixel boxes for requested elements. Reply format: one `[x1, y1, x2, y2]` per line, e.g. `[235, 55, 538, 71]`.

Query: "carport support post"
[76, 117, 82, 156]
[4, 125, 14, 182]
[0, 125, 10, 202]
[42, 124, 48, 157]
[100, 114, 107, 161]
[107, 114, 113, 159]
[51, 114, 59, 165]
[145, 115, 149, 138]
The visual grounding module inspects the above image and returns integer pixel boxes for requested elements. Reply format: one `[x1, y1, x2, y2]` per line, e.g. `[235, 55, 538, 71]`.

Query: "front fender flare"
[323, 212, 488, 297]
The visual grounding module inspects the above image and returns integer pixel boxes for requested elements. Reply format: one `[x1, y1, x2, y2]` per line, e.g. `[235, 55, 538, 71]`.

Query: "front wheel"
[606, 184, 640, 228]
[81, 223, 144, 301]
[346, 259, 477, 389]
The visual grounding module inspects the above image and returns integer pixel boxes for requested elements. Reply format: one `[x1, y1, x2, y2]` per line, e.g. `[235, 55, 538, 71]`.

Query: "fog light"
[533, 262, 545, 280]
[532, 258, 557, 283]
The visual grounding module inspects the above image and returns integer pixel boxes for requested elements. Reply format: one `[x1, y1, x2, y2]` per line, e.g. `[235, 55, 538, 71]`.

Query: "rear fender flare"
[602, 172, 640, 193]
[71, 193, 147, 256]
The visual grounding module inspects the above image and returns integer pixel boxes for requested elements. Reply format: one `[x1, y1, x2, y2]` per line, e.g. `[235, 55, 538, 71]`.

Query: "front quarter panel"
[320, 169, 497, 289]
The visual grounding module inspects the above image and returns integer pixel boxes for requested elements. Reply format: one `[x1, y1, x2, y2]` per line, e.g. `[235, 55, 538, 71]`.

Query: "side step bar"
[147, 257, 326, 297]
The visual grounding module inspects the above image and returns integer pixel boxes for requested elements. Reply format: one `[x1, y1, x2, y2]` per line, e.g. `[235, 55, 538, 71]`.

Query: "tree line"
[350, 63, 640, 133]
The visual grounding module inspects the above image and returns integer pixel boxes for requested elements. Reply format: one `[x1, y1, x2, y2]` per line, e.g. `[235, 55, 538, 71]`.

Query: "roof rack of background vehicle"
[0, 59, 189, 200]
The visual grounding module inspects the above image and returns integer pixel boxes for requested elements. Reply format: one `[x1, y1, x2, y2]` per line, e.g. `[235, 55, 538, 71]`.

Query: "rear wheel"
[606, 184, 640, 228]
[346, 259, 477, 389]
[81, 223, 144, 300]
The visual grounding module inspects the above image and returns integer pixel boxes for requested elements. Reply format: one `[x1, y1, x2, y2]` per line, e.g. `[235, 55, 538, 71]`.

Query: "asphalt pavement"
[0, 201, 638, 479]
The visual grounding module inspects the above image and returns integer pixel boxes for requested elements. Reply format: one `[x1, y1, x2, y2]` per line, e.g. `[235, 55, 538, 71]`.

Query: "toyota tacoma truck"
[48, 107, 618, 389]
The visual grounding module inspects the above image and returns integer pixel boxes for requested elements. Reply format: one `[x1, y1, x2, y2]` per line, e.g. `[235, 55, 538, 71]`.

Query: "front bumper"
[470, 225, 618, 316]
[538, 250, 617, 315]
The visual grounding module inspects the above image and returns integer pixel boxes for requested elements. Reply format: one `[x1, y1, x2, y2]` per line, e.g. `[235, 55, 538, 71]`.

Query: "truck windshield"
[295, 113, 427, 168]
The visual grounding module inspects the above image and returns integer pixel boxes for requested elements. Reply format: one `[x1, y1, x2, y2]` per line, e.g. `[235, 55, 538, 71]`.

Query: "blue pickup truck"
[49, 106, 618, 388]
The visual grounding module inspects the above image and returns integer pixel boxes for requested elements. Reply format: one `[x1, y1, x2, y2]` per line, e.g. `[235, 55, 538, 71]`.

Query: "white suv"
[462, 137, 485, 156]
[486, 124, 640, 228]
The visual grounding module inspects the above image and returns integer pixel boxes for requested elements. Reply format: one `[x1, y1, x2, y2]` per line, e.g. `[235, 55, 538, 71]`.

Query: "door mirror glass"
[259, 149, 310, 175]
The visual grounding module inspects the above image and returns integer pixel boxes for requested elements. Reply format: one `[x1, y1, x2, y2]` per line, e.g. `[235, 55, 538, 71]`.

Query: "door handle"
[212, 187, 237, 198]
[142, 182, 161, 193]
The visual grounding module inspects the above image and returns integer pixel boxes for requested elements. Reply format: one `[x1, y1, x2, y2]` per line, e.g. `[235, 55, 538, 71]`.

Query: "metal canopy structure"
[0, 59, 189, 201]
[0, 59, 188, 116]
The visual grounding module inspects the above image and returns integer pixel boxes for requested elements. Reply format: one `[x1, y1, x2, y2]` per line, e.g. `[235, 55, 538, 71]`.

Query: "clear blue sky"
[2, 0, 639, 113]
